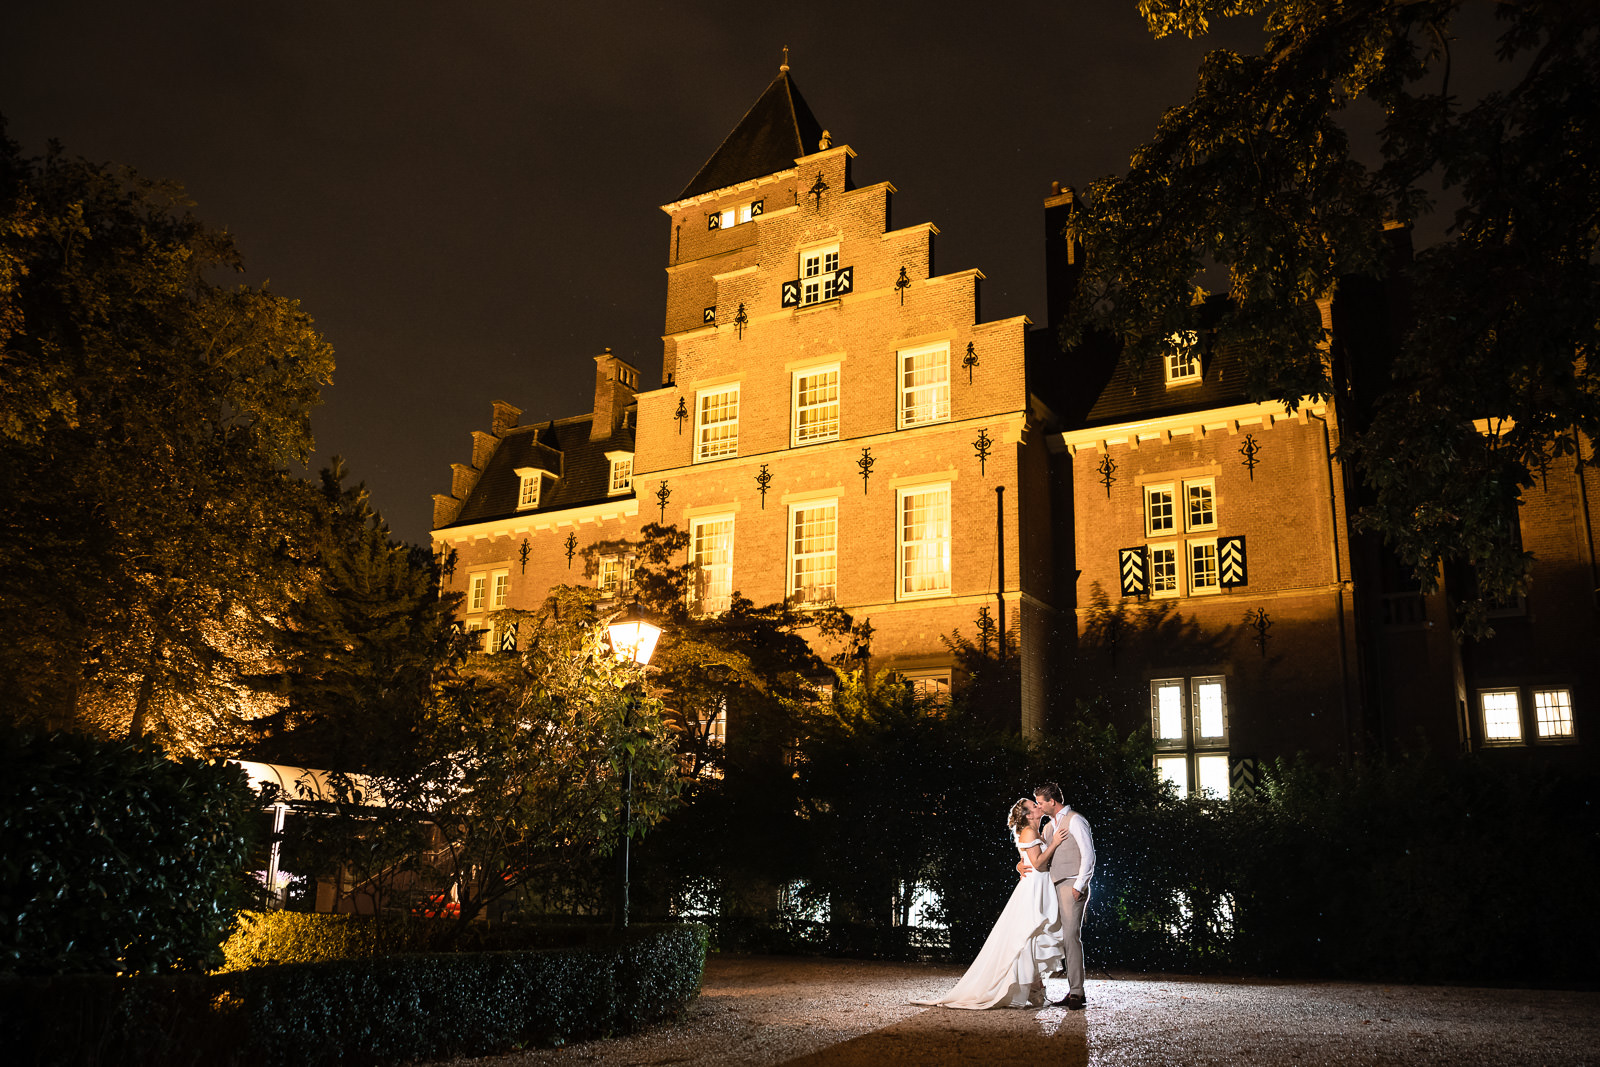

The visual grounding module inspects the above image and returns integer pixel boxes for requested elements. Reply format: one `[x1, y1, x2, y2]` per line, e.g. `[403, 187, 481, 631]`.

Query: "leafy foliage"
[0, 123, 335, 744]
[1071, 1, 1599, 632]
[0, 728, 257, 975]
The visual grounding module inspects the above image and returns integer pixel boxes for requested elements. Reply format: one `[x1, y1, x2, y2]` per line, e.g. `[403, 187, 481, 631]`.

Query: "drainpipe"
[1309, 411, 1354, 758]
[996, 486, 1006, 661]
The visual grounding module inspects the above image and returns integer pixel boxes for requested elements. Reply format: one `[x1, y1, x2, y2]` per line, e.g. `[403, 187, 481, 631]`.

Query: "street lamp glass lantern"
[607, 604, 661, 666]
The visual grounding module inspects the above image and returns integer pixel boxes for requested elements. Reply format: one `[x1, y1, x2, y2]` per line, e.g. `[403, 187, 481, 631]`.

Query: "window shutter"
[707, 213, 721, 231]
[703, 306, 716, 325]
[781, 280, 801, 308]
[499, 621, 519, 653]
[1119, 546, 1148, 597]
[1219, 535, 1247, 587]
[1229, 757, 1258, 796]
[749, 199, 764, 217]
[832, 266, 854, 296]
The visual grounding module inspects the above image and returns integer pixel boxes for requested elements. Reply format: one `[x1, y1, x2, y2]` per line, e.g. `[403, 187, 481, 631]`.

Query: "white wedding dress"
[915, 836, 1066, 1009]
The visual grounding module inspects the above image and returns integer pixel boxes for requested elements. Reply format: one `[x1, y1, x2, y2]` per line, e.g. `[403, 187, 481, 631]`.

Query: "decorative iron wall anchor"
[975, 605, 997, 657]
[973, 427, 993, 475]
[962, 341, 979, 383]
[895, 266, 911, 305]
[857, 447, 875, 493]
[519, 537, 531, 574]
[655, 480, 671, 523]
[734, 302, 749, 339]
[439, 547, 458, 582]
[564, 531, 577, 569]
[1245, 607, 1273, 656]
[755, 463, 772, 508]
[675, 396, 688, 434]
[1097, 453, 1118, 498]
[1239, 434, 1262, 480]
[808, 171, 829, 210]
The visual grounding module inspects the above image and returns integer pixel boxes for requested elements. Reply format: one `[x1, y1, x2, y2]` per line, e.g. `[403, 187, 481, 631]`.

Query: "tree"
[0, 124, 334, 745]
[1066, 1, 1598, 632]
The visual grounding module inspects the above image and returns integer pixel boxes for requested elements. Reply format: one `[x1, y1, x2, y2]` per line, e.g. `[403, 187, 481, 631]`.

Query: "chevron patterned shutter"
[1120, 546, 1148, 597]
[1219, 535, 1248, 588]
[781, 279, 801, 308]
[1230, 757, 1258, 796]
[499, 621, 519, 653]
[707, 212, 721, 230]
[832, 266, 854, 296]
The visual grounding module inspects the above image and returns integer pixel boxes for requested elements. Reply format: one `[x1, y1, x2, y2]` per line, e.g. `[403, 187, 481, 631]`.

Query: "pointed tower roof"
[678, 64, 825, 201]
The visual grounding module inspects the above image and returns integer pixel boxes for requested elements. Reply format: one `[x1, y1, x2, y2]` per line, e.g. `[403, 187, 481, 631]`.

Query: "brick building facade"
[431, 67, 1595, 785]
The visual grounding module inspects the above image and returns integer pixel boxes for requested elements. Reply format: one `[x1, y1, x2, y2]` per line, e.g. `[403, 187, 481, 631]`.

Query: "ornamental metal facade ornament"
[1245, 607, 1273, 657]
[564, 531, 577, 569]
[519, 537, 531, 574]
[973, 427, 993, 475]
[962, 341, 979, 383]
[895, 265, 911, 305]
[675, 396, 688, 434]
[439, 546, 457, 582]
[975, 605, 997, 657]
[734, 302, 749, 339]
[1097, 453, 1118, 498]
[655, 479, 671, 523]
[857, 447, 875, 493]
[807, 171, 829, 210]
[755, 463, 773, 508]
[1239, 433, 1262, 480]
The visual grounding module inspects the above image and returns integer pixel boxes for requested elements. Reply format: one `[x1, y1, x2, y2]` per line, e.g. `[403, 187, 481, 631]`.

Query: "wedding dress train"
[915, 869, 1065, 1009]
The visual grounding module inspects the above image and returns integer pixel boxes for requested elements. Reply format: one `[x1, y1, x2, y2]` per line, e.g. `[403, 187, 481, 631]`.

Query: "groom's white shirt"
[1049, 806, 1096, 893]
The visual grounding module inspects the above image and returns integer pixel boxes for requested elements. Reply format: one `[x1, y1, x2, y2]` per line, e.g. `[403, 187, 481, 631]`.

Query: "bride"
[915, 797, 1068, 1009]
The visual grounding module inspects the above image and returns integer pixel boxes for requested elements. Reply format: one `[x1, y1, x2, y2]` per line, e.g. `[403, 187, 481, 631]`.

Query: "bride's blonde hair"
[1006, 797, 1034, 835]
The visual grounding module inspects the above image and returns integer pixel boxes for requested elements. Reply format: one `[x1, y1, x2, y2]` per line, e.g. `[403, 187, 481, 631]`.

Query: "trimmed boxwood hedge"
[0, 923, 708, 1067]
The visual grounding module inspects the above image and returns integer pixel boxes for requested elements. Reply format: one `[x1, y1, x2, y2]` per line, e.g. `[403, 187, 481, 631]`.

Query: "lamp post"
[606, 601, 662, 928]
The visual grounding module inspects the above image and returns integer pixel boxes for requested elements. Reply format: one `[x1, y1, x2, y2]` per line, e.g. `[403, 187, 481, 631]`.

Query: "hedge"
[0, 922, 708, 1067]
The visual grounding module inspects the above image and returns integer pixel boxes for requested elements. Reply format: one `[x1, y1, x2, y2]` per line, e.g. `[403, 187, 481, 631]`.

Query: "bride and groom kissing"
[916, 782, 1095, 1011]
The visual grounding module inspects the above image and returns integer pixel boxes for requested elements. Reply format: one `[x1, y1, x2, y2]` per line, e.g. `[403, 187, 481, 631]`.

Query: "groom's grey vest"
[1044, 810, 1082, 886]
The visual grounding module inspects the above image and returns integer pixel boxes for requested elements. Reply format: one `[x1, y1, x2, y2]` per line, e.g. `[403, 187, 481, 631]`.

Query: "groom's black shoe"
[1064, 993, 1086, 1010]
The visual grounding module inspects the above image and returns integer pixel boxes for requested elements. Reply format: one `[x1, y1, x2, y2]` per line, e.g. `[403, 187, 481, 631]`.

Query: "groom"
[1033, 782, 1095, 1009]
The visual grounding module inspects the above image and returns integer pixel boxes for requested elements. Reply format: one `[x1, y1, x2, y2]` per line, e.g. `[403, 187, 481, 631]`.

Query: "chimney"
[1044, 183, 1084, 331]
[590, 348, 640, 441]
[491, 400, 522, 437]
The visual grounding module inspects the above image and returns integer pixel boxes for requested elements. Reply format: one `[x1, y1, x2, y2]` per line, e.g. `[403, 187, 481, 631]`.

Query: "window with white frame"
[789, 501, 838, 605]
[792, 365, 840, 444]
[598, 555, 635, 598]
[489, 569, 510, 610]
[690, 515, 735, 615]
[800, 244, 841, 305]
[1534, 688, 1575, 739]
[709, 199, 764, 230]
[516, 470, 541, 510]
[903, 668, 952, 703]
[899, 343, 951, 428]
[695, 385, 740, 462]
[898, 484, 952, 598]
[1151, 676, 1231, 798]
[608, 454, 633, 494]
[468, 573, 488, 613]
[1143, 476, 1220, 598]
[1165, 330, 1201, 385]
[1480, 689, 1523, 742]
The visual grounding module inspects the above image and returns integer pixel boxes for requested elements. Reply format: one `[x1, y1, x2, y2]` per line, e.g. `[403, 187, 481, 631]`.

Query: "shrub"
[0, 728, 257, 975]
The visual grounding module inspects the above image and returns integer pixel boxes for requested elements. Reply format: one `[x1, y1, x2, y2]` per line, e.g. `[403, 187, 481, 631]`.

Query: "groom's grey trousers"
[1053, 881, 1090, 996]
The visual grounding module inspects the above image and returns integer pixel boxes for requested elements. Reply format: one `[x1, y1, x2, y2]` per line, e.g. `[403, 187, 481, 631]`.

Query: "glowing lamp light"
[607, 603, 661, 667]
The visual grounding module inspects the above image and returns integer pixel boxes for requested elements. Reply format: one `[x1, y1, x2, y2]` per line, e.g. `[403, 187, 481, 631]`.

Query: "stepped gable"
[449, 417, 636, 527]
[678, 67, 824, 201]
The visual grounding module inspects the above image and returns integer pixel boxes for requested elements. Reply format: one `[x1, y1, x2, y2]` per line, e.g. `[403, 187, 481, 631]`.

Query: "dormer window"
[606, 451, 634, 494]
[781, 243, 854, 308]
[707, 200, 764, 230]
[514, 467, 543, 510]
[1165, 331, 1201, 386]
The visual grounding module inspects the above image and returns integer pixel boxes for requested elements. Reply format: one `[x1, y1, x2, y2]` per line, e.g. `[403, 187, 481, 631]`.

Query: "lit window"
[1150, 545, 1180, 597]
[903, 668, 952, 703]
[1189, 540, 1220, 595]
[598, 555, 635, 597]
[800, 244, 841, 305]
[1152, 679, 1185, 745]
[793, 365, 841, 444]
[898, 484, 952, 598]
[490, 569, 510, 610]
[1185, 479, 1216, 531]
[1533, 689, 1575, 739]
[1196, 754, 1231, 797]
[706, 702, 727, 744]
[899, 343, 950, 428]
[695, 385, 740, 462]
[691, 515, 735, 615]
[1165, 330, 1200, 385]
[1192, 677, 1228, 743]
[1145, 485, 1175, 537]
[1155, 756, 1189, 797]
[789, 501, 838, 605]
[1480, 689, 1523, 742]
[609, 455, 633, 494]
[468, 573, 487, 612]
[516, 471, 541, 510]
[708, 200, 763, 230]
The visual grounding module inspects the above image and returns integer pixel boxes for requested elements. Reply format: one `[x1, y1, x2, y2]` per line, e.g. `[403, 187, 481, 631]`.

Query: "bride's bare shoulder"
[1015, 828, 1040, 844]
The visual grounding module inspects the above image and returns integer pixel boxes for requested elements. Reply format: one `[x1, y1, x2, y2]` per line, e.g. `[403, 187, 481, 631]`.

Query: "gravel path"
[431, 955, 1600, 1067]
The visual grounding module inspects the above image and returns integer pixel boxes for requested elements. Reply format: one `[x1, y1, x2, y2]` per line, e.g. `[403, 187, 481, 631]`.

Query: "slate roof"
[678, 70, 825, 201]
[447, 415, 636, 528]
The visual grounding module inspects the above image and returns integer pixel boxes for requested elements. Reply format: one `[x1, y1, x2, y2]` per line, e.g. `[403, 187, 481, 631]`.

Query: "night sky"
[0, 3, 1499, 545]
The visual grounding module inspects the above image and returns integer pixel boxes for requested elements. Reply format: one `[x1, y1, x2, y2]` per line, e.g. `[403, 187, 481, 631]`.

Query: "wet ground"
[433, 954, 1600, 1066]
